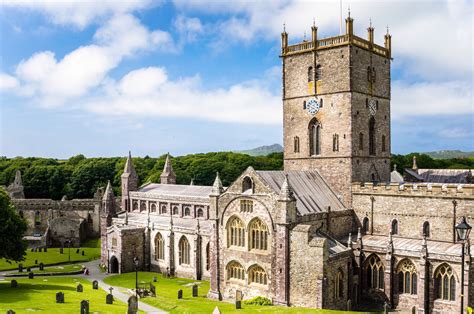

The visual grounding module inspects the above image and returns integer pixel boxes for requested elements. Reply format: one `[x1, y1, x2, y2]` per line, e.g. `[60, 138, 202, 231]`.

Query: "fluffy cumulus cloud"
[0, 73, 19, 90]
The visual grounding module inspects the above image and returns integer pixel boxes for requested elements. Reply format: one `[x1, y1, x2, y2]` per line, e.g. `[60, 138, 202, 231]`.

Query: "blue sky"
[0, 0, 472, 158]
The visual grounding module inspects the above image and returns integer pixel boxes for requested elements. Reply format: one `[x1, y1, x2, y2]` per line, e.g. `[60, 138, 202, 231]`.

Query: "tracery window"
[178, 236, 190, 265]
[294, 136, 300, 153]
[391, 219, 399, 235]
[335, 269, 344, 299]
[226, 261, 245, 281]
[398, 259, 417, 295]
[249, 218, 268, 251]
[249, 265, 267, 285]
[154, 233, 165, 261]
[309, 118, 321, 156]
[227, 216, 245, 248]
[366, 255, 384, 290]
[242, 176, 253, 193]
[369, 117, 376, 155]
[423, 221, 430, 238]
[435, 264, 456, 301]
[240, 200, 253, 213]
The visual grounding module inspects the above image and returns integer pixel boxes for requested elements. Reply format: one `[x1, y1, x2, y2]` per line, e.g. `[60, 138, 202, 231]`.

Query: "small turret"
[102, 181, 116, 216]
[345, 8, 354, 36]
[367, 19, 374, 43]
[100, 180, 116, 265]
[384, 26, 392, 57]
[160, 153, 176, 184]
[281, 23, 288, 53]
[279, 174, 296, 201]
[412, 156, 418, 171]
[210, 172, 224, 196]
[311, 19, 318, 44]
[277, 174, 297, 223]
[121, 151, 138, 212]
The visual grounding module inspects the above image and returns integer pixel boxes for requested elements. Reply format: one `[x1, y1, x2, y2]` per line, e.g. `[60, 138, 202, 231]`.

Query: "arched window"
[206, 243, 210, 271]
[366, 255, 384, 290]
[391, 219, 399, 235]
[248, 265, 267, 285]
[362, 217, 369, 234]
[133, 201, 139, 211]
[161, 205, 167, 214]
[309, 118, 321, 156]
[87, 213, 93, 223]
[249, 218, 268, 251]
[423, 221, 430, 238]
[151, 204, 157, 213]
[184, 206, 191, 216]
[140, 201, 146, 212]
[308, 66, 314, 82]
[294, 136, 300, 153]
[154, 233, 165, 261]
[226, 261, 245, 281]
[369, 117, 376, 155]
[335, 269, 344, 299]
[359, 132, 364, 151]
[398, 259, 417, 295]
[227, 216, 245, 248]
[242, 176, 253, 193]
[178, 236, 190, 265]
[435, 264, 455, 301]
[35, 211, 41, 226]
[197, 208, 204, 218]
[382, 135, 386, 152]
[172, 206, 179, 215]
[315, 65, 322, 81]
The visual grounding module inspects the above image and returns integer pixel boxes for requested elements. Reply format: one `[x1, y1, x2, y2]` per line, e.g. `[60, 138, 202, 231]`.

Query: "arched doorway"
[110, 256, 119, 273]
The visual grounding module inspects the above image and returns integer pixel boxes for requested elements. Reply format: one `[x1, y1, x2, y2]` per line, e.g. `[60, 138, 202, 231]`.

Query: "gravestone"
[236, 290, 242, 301]
[76, 249, 80, 254]
[153, 276, 157, 282]
[106, 294, 114, 304]
[44, 247, 47, 252]
[18, 264, 23, 273]
[7, 310, 15, 314]
[92, 280, 98, 289]
[76, 283, 83, 292]
[38, 248, 42, 252]
[235, 300, 241, 310]
[39, 263, 44, 271]
[10, 280, 18, 288]
[60, 248, 63, 254]
[26, 267, 31, 272]
[192, 284, 198, 297]
[56, 292, 64, 303]
[80, 300, 89, 314]
[82, 251, 85, 256]
[35, 259, 38, 264]
[177, 289, 183, 299]
[127, 296, 138, 314]
[28, 272, 34, 279]
[150, 283, 156, 297]
[30, 248, 34, 252]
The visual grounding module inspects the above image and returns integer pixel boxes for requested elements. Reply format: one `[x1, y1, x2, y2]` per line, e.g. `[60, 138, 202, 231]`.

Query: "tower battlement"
[352, 182, 474, 198]
[281, 16, 391, 59]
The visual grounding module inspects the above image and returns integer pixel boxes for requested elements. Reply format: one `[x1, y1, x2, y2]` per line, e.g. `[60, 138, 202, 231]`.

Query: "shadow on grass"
[0, 281, 76, 304]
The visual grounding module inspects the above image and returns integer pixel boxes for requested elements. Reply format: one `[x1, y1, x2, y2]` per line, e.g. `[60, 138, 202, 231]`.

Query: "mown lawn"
[10, 263, 85, 275]
[0, 276, 132, 314]
[104, 272, 376, 314]
[0, 238, 101, 271]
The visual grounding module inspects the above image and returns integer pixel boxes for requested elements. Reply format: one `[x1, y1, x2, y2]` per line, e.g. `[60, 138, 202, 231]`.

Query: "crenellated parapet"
[12, 198, 100, 211]
[352, 182, 474, 198]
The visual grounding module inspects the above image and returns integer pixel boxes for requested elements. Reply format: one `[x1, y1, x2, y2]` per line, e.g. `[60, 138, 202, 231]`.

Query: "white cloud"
[0, 0, 155, 29]
[174, 15, 204, 43]
[0, 73, 19, 90]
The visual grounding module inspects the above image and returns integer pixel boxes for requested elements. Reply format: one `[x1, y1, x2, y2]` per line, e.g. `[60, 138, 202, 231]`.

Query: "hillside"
[236, 144, 283, 156]
[423, 150, 474, 159]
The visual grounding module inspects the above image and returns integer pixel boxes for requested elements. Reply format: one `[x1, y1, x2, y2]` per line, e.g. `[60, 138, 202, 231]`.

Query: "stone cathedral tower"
[281, 15, 392, 206]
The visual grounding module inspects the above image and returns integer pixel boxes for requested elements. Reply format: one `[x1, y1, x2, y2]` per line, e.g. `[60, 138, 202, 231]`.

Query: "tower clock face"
[368, 99, 377, 116]
[307, 98, 320, 115]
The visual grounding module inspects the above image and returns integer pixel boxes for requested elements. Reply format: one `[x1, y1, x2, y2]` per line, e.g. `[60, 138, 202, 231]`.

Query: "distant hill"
[236, 144, 283, 156]
[424, 150, 474, 159]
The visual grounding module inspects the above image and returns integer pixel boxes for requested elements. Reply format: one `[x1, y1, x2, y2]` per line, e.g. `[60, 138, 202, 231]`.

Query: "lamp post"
[65, 240, 71, 263]
[455, 216, 471, 314]
[133, 256, 139, 298]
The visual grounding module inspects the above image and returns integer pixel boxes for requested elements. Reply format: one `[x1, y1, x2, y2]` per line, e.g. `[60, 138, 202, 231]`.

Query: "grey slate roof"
[138, 183, 213, 198]
[256, 170, 345, 215]
[405, 168, 472, 183]
[390, 170, 404, 183]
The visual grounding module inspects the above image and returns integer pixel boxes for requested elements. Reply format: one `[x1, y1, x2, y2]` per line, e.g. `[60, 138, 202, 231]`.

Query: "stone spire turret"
[412, 155, 418, 171]
[100, 180, 116, 265]
[210, 172, 224, 196]
[121, 151, 138, 212]
[160, 153, 176, 184]
[279, 174, 296, 201]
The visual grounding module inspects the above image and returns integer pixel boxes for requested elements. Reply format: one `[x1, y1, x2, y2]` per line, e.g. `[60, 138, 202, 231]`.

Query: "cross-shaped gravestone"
[56, 292, 64, 303]
[10, 280, 18, 288]
[77, 283, 83, 292]
[80, 300, 89, 314]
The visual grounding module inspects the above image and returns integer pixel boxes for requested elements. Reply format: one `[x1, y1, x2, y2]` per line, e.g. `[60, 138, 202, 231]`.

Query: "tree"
[0, 187, 28, 262]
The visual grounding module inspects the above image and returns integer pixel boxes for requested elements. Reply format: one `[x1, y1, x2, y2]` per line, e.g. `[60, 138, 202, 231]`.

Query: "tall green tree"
[0, 187, 28, 261]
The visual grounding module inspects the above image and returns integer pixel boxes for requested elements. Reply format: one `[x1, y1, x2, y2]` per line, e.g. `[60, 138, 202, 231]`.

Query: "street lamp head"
[455, 216, 472, 241]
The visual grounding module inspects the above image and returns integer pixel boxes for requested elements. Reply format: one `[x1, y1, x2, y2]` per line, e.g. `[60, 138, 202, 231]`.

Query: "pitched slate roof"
[256, 170, 345, 215]
[137, 183, 213, 199]
[405, 168, 472, 183]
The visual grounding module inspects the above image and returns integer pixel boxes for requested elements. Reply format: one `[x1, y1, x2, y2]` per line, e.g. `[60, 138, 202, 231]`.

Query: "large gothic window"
[435, 264, 456, 301]
[366, 255, 384, 290]
[423, 221, 430, 238]
[309, 119, 321, 156]
[335, 269, 344, 299]
[398, 259, 417, 295]
[178, 236, 190, 265]
[249, 218, 268, 251]
[369, 117, 376, 155]
[227, 216, 245, 248]
[248, 265, 268, 285]
[154, 233, 165, 261]
[226, 261, 245, 281]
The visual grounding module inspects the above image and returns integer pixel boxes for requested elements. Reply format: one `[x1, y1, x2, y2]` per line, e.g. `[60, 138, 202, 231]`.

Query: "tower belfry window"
[308, 66, 313, 82]
[369, 117, 376, 155]
[315, 65, 322, 81]
[309, 119, 321, 156]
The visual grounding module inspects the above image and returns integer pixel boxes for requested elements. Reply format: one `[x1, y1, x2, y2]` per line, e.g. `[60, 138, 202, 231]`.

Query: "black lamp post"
[455, 216, 471, 314]
[65, 240, 71, 263]
[133, 256, 139, 298]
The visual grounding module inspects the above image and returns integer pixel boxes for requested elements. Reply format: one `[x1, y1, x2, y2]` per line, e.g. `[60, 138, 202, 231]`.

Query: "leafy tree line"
[0, 152, 472, 200]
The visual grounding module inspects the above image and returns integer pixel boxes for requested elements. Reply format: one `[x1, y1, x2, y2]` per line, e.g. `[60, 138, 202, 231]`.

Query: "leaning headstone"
[153, 276, 157, 282]
[10, 280, 18, 288]
[80, 300, 89, 314]
[192, 284, 198, 297]
[56, 292, 64, 303]
[76, 283, 83, 292]
[18, 264, 23, 273]
[60, 248, 63, 254]
[212, 306, 221, 314]
[7, 310, 15, 314]
[177, 289, 183, 299]
[82, 251, 85, 256]
[127, 296, 138, 314]
[28, 272, 34, 279]
[92, 280, 98, 290]
[76, 249, 80, 254]
[39, 263, 44, 271]
[236, 300, 241, 310]
[106, 293, 114, 304]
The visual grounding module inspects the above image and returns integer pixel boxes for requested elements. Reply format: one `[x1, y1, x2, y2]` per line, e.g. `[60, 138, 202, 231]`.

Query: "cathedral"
[100, 15, 473, 313]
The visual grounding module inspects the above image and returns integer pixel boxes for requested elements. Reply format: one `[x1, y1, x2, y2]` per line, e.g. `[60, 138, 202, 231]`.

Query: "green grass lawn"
[104, 272, 375, 314]
[0, 276, 130, 314]
[11, 263, 85, 275]
[0, 238, 101, 271]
